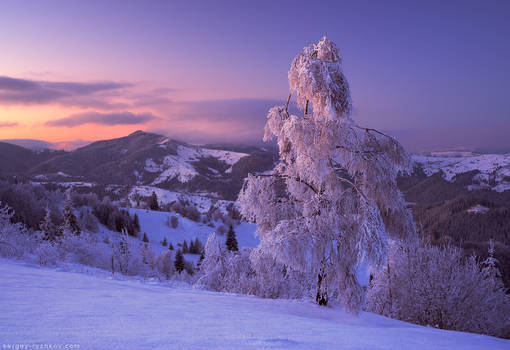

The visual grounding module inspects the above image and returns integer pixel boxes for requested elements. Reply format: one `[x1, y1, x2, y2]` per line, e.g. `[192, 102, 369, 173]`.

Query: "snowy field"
[124, 207, 259, 252]
[0, 259, 508, 350]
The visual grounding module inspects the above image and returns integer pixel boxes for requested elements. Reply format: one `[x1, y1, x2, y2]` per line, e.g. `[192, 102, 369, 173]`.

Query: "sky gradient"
[0, 0, 509, 152]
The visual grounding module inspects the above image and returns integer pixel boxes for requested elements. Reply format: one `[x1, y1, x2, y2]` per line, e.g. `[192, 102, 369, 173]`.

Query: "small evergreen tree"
[482, 239, 502, 282]
[161, 237, 168, 246]
[149, 191, 159, 211]
[189, 240, 195, 254]
[40, 205, 57, 241]
[182, 240, 188, 254]
[61, 189, 80, 236]
[194, 238, 203, 254]
[226, 225, 238, 251]
[114, 229, 131, 274]
[141, 243, 155, 272]
[169, 242, 174, 250]
[197, 251, 205, 269]
[174, 249, 184, 273]
[143, 232, 149, 243]
[133, 213, 141, 232]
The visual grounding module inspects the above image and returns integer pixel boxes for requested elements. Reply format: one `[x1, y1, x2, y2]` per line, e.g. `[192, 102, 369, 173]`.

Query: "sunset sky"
[1, 0, 509, 152]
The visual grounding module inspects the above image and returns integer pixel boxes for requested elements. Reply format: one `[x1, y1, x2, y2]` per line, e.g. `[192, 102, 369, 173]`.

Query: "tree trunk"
[316, 270, 328, 306]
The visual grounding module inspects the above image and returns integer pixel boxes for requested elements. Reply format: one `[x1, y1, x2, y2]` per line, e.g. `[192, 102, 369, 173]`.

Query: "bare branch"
[285, 93, 292, 113]
[353, 125, 394, 140]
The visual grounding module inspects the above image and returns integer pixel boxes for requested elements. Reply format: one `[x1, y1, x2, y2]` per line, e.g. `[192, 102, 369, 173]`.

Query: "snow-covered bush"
[168, 215, 179, 229]
[155, 250, 173, 280]
[77, 206, 99, 233]
[196, 233, 308, 299]
[111, 231, 145, 276]
[195, 234, 226, 290]
[0, 202, 29, 258]
[366, 239, 510, 338]
[34, 240, 60, 266]
[239, 37, 415, 311]
[248, 246, 310, 299]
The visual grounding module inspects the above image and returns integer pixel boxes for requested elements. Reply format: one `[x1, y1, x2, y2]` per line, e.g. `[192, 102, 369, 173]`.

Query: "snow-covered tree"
[40, 205, 57, 241]
[0, 202, 25, 258]
[482, 239, 501, 282]
[113, 229, 131, 274]
[238, 37, 415, 311]
[61, 189, 81, 236]
[156, 250, 173, 280]
[195, 234, 226, 290]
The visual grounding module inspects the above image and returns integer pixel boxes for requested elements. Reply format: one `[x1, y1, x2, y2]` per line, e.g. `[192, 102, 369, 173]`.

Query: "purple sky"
[1, 0, 509, 152]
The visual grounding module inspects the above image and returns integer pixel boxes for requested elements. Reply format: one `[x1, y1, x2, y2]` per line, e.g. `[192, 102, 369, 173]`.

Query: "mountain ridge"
[0, 131, 276, 200]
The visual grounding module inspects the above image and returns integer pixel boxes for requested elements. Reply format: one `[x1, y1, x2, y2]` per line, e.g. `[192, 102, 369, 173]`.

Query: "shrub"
[366, 239, 510, 338]
[168, 215, 179, 229]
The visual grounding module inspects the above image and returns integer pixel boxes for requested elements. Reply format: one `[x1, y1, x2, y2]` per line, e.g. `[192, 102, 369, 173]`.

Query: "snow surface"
[145, 145, 248, 184]
[125, 208, 259, 253]
[413, 153, 510, 192]
[0, 259, 507, 350]
[129, 186, 233, 213]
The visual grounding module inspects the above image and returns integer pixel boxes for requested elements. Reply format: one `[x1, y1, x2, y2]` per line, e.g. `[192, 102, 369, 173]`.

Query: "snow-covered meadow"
[1, 259, 508, 350]
[123, 207, 259, 253]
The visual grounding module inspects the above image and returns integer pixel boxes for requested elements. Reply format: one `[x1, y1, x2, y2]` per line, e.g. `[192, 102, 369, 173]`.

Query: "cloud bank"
[45, 111, 157, 127]
[0, 121, 18, 128]
[0, 76, 130, 108]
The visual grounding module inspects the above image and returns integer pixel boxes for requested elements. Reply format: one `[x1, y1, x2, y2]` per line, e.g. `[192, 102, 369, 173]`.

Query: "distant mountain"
[0, 139, 52, 151]
[399, 153, 510, 288]
[0, 142, 65, 176]
[412, 153, 510, 192]
[2, 131, 276, 200]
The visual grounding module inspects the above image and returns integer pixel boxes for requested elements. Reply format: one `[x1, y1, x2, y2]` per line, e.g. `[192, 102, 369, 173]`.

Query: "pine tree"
[174, 249, 184, 273]
[133, 213, 141, 232]
[161, 237, 168, 246]
[61, 189, 81, 236]
[226, 225, 239, 251]
[40, 205, 57, 241]
[197, 251, 205, 269]
[141, 243, 155, 267]
[169, 243, 174, 250]
[182, 240, 188, 254]
[189, 240, 195, 254]
[149, 191, 159, 211]
[482, 239, 502, 281]
[238, 37, 415, 311]
[194, 238, 203, 254]
[115, 229, 130, 274]
[143, 232, 149, 243]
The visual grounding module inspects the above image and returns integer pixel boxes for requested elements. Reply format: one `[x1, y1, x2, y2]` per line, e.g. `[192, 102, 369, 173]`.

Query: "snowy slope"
[129, 186, 233, 212]
[145, 144, 248, 185]
[126, 208, 259, 253]
[412, 153, 510, 192]
[0, 259, 507, 350]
